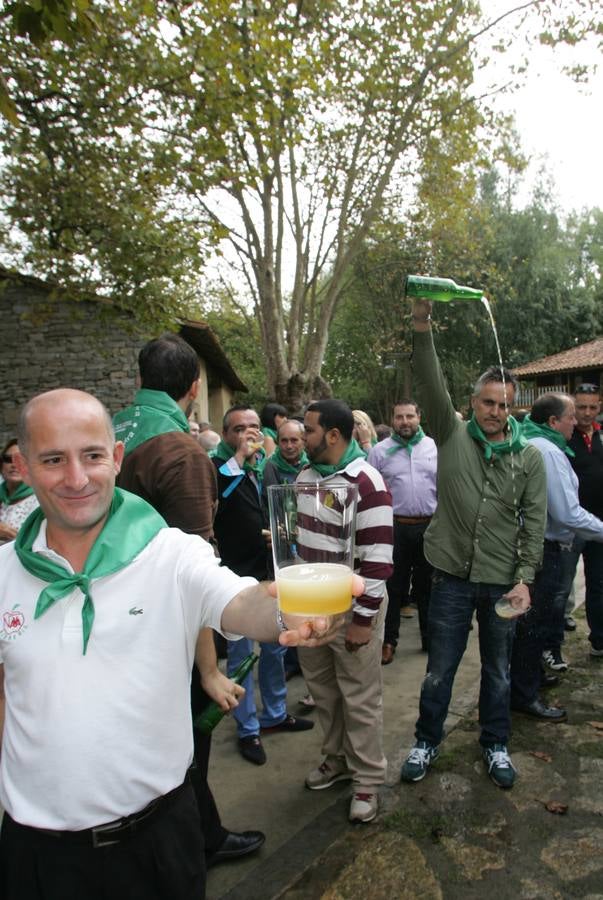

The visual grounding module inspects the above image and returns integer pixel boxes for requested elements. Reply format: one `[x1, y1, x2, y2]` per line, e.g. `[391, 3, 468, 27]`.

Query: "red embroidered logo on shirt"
[1, 605, 27, 640]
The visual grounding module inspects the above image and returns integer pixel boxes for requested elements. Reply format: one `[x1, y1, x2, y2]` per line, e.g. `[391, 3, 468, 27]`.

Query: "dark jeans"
[545, 539, 582, 652]
[415, 571, 516, 748]
[385, 520, 432, 647]
[547, 537, 603, 652]
[511, 540, 561, 707]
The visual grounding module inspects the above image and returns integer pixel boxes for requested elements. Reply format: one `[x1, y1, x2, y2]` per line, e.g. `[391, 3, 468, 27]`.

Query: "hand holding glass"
[267, 482, 359, 616]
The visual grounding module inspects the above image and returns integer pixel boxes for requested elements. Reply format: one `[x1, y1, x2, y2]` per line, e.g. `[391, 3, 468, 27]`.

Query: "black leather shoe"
[206, 830, 266, 868]
[511, 698, 567, 721]
[238, 735, 267, 765]
[260, 714, 314, 733]
[540, 672, 560, 689]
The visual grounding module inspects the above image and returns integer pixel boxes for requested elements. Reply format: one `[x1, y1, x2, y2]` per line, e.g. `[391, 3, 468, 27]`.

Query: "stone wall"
[0, 275, 149, 448]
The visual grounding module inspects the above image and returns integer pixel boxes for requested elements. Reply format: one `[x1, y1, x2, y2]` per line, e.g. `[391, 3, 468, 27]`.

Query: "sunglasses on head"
[2, 453, 17, 464]
[575, 384, 600, 395]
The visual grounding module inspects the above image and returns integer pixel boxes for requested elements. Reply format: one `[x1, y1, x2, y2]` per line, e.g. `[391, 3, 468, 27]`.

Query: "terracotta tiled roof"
[512, 338, 603, 377]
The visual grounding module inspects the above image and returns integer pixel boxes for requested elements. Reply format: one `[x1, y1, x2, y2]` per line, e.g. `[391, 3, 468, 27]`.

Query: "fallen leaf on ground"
[529, 751, 552, 763]
[545, 801, 568, 815]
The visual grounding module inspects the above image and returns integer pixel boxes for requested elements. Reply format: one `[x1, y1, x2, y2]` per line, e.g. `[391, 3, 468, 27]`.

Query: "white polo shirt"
[0, 526, 252, 830]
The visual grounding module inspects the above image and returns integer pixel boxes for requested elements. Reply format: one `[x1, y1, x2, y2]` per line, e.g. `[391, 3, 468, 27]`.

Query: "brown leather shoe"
[381, 643, 395, 665]
[400, 605, 415, 618]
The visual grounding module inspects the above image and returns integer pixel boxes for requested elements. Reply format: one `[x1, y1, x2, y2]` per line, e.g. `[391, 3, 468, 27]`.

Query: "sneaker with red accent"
[305, 756, 353, 790]
[349, 791, 378, 823]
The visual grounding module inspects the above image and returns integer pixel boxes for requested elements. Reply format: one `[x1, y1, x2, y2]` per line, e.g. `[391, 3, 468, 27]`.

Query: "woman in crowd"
[0, 439, 39, 544]
[352, 409, 378, 454]
[260, 402, 288, 456]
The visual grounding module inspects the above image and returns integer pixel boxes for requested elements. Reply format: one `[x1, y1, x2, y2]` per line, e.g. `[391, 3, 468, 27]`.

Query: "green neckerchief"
[309, 438, 366, 478]
[270, 446, 309, 476]
[213, 438, 266, 480]
[113, 389, 189, 457]
[521, 413, 575, 458]
[0, 481, 35, 505]
[386, 427, 426, 455]
[466, 413, 527, 461]
[14, 488, 166, 655]
[262, 427, 277, 441]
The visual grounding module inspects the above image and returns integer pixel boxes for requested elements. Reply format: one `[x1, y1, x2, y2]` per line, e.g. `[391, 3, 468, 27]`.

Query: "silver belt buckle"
[91, 821, 122, 848]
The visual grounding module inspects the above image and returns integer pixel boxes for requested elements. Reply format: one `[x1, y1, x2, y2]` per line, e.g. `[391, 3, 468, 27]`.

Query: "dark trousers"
[544, 540, 580, 651]
[385, 520, 432, 647]
[511, 540, 561, 707]
[415, 571, 516, 747]
[0, 782, 204, 900]
[546, 537, 603, 652]
[190, 664, 228, 857]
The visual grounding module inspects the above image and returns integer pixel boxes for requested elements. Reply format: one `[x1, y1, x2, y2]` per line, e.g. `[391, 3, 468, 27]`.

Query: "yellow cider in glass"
[276, 563, 353, 615]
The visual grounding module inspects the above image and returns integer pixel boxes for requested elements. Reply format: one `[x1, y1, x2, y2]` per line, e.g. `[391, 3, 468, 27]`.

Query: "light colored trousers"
[298, 602, 386, 789]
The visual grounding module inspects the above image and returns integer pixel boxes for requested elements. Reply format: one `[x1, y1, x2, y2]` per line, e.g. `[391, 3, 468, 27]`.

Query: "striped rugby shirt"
[296, 458, 393, 626]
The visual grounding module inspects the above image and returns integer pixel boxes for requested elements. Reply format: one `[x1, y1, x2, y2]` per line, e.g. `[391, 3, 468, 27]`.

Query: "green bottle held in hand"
[194, 652, 259, 735]
[405, 274, 483, 302]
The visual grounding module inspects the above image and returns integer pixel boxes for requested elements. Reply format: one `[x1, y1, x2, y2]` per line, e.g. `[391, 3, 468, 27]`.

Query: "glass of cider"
[267, 481, 359, 616]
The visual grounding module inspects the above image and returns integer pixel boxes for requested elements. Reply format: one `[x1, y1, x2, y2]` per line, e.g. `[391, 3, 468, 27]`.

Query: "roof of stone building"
[0, 264, 248, 392]
[512, 338, 603, 377]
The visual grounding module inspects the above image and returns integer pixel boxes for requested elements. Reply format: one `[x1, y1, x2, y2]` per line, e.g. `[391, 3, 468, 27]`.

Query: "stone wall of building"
[0, 276, 149, 448]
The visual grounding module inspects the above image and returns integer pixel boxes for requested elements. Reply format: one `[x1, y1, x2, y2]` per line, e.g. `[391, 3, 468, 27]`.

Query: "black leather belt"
[30, 778, 189, 848]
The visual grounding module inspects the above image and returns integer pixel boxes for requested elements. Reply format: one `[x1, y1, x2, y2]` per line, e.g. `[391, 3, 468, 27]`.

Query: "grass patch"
[574, 741, 603, 759]
[383, 809, 454, 841]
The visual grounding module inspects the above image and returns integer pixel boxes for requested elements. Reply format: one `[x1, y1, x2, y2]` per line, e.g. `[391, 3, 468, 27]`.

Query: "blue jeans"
[415, 571, 516, 748]
[227, 637, 287, 737]
[511, 540, 561, 706]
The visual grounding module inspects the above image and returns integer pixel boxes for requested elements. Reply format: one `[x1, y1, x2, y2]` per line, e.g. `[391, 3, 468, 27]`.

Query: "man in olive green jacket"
[400, 296, 546, 790]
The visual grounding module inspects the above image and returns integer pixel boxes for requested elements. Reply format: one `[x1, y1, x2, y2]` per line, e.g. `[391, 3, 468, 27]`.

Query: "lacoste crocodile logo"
[129, 607, 143, 616]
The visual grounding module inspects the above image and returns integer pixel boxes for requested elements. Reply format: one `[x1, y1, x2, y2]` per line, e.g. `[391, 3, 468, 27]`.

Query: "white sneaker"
[349, 791, 378, 823]
[305, 756, 353, 790]
[590, 646, 603, 658]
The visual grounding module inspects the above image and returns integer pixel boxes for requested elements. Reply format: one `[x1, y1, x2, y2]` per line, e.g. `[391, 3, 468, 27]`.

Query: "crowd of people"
[0, 295, 602, 899]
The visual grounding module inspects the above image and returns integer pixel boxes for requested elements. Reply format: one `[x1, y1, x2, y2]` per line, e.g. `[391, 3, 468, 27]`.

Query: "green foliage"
[0, 2, 211, 327]
[325, 168, 603, 413]
[6, 0, 97, 45]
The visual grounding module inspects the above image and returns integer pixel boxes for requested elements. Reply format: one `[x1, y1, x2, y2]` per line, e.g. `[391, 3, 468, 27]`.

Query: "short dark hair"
[531, 392, 571, 424]
[472, 366, 518, 396]
[306, 399, 354, 442]
[222, 404, 257, 431]
[2, 438, 18, 458]
[393, 398, 420, 415]
[260, 402, 288, 429]
[138, 334, 200, 402]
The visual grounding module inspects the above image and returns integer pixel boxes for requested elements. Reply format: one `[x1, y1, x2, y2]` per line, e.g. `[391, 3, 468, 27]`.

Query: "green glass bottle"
[193, 652, 259, 735]
[405, 274, 483, 302]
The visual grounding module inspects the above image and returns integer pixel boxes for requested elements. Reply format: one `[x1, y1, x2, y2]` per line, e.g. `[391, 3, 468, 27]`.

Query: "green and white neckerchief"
[521, 414, 575, 458]
[14, 488, 166, 654]
[0, 481, 35, 505]
[386, 427, 425, 455]
[113, 389, 189, 456]
[466, 414, 527, 461]
[269, 447, 309, 476]
[309, 439, 366, 478]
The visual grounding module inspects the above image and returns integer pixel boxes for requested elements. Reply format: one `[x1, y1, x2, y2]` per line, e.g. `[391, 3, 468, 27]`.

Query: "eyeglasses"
[575, 384, 600, 395]
[2, 454, 17, 464]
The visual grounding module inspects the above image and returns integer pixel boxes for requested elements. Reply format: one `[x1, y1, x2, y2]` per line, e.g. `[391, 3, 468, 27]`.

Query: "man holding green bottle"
[400, 294, 547, 790]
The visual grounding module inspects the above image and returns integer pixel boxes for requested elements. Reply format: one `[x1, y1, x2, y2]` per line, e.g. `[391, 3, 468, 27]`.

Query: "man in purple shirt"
[368, 400, 437, 662]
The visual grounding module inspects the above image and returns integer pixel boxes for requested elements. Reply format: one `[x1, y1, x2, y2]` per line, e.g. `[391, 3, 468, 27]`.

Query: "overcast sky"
[481, 3, 602, 214]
